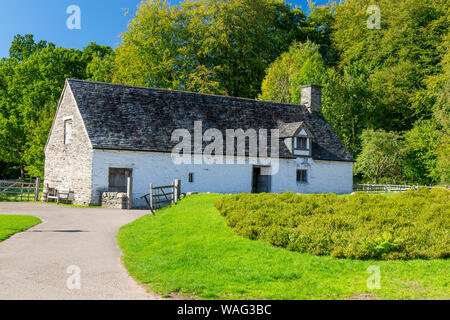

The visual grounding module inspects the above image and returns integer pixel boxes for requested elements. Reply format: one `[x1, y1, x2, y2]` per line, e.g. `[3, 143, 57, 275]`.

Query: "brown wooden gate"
[140, 180, 181, 214]
[0, 178, 41, 201]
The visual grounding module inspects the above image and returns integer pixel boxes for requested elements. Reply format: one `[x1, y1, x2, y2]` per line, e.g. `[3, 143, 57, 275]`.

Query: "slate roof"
[279, 122, 308, 138]
[67, 79, 354, 161]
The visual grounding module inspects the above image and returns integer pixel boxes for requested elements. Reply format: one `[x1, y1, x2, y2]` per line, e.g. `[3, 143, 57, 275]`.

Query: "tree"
[354, 129, 405, 183]
[331, 0, 448, 133]
[113, 0, 308, 98]
[258, 41, 371, 155]
[0, 35, 113, 178]
[424, 33, 450, 184]
[86, 51, 115, 83]
[322, 63, 374, 155]
[303, 2, 337, 66]
[402, 120, 440, 184]
[8, 34, 54, 62]
[259, 40, 327, 103]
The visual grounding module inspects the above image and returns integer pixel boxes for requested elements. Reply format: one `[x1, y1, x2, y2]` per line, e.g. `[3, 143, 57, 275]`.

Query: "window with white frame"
[295, 137, 308, 150]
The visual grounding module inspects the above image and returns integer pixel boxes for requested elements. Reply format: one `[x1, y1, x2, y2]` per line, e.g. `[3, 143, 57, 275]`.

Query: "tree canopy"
[0, 0, 448, 184]
[0, 36, 113, 177]
[113, 0, 309, 98]
[259, 0, 449, 183]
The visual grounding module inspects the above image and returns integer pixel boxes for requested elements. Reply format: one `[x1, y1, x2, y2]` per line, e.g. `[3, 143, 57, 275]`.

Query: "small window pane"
[296, 137, 308, 150]
[64, 120, 72, 144]
[189, 173, 194, 183]
[296, 169, 307, 183]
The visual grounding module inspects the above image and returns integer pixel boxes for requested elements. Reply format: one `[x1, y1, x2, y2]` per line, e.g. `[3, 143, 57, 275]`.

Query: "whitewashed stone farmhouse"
[44, 79, 353, 206]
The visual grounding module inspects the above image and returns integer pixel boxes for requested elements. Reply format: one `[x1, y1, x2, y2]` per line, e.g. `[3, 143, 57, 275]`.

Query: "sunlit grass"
[0, 215, 41, 242]
[118, 194, 449, 299]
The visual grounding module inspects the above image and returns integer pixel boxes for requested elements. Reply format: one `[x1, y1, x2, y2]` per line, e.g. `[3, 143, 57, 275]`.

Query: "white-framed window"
[295, 137, 308, 150]
[64, 119, 72, 144]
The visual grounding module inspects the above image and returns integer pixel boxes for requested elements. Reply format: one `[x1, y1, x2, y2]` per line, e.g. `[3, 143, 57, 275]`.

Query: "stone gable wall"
[44, 84, 94, 205]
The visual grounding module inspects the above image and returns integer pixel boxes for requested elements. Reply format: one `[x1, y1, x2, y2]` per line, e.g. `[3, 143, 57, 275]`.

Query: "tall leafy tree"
[259, 40, 327, 103]
[402, 120, 440, 184]
[0, 35, 113, 178]
[113, 0, 308, 98]
[332, 0, 448, 132]
[354, 129, 405, 184]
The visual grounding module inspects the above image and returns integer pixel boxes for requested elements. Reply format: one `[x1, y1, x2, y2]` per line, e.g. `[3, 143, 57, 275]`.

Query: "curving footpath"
[0, 202, 160, 300]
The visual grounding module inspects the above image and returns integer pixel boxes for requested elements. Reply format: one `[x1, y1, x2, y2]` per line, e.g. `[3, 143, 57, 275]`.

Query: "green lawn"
[0, 215, 41, 242]
[117, 194, 449, 300]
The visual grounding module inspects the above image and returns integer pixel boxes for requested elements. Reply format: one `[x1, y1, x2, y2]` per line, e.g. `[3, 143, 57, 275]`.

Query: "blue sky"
[0, 0, 329, 59]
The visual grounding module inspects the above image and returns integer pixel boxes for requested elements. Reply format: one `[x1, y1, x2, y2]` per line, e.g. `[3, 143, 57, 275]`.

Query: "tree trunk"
[19, 163, 25, 180]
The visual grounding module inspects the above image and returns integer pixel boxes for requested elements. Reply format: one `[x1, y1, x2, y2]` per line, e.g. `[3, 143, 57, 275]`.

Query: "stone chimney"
[301, 84, 322, 114]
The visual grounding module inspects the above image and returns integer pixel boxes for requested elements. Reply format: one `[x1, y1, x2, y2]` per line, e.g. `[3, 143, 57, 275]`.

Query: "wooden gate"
[140, 179, 181, 214]
[0, 178, 41, 201]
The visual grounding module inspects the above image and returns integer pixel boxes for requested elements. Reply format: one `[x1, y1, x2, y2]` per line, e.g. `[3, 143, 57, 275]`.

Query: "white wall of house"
[272, 157, 353, 194]
[91, 149, 353, 207]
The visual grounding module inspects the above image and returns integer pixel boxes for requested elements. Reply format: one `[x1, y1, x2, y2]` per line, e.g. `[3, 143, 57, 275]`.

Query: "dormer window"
[64, 119, 72, 144]
[295, 137, 308, 150]
[279, 121, 313, 157]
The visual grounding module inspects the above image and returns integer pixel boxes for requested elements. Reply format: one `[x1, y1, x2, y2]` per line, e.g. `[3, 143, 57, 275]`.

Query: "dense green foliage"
[260, 0, 449, 183]
[0, 214, 41, 242]
[0, 0, 448, 184]
[0, 35, 113, 177]
[118, 194, 449, 299]
[215, 188, 450, 260]
[114, 0, 309, 97]
[259, 40, 327, 103]
[355, 129, 406, 183]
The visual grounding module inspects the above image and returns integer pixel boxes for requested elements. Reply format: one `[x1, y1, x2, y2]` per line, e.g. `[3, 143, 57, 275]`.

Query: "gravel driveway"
[0, 202, 160, 300]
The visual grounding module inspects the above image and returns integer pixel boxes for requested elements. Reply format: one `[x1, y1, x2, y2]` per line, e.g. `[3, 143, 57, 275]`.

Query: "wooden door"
[252, 167, 270, 193]
[108, 168, 132, 192]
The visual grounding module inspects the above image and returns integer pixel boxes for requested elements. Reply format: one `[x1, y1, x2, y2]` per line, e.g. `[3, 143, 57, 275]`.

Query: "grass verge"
[117, 194, 449, 299]
[0, 215, 41, 242]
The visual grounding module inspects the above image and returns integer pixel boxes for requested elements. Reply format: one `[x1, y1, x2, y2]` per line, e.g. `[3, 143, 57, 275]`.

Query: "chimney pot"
[301, 84, 322, 114]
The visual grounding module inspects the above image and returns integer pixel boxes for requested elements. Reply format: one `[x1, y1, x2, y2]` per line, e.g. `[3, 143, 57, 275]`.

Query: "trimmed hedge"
[215, 188, 450, 260]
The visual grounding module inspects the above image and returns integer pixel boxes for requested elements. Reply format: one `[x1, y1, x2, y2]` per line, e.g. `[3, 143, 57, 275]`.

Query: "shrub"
[214, 188, 450, 260]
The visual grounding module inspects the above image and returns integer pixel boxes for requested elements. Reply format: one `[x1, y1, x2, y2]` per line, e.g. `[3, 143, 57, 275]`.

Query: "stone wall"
[101, 192, 128, 209]
[44, 83, 94, 205]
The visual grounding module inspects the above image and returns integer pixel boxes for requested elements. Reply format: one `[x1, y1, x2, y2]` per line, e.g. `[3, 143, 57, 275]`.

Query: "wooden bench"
[46, 187, 58, 203]
[57, 189, 74, 204]
[46, 188, 74, 204]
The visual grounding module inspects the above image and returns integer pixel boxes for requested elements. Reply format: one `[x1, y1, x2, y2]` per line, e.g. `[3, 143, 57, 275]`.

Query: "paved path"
[0, 202, 160, 300]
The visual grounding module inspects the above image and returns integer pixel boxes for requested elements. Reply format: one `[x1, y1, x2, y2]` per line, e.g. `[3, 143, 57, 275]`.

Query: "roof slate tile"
[67, 79, 354, 162]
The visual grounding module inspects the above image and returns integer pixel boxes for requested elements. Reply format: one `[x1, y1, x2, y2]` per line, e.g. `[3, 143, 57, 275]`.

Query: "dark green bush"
[215, 188, 450, 260]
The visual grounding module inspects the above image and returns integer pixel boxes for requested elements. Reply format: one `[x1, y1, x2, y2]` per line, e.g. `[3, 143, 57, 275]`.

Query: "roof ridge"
[66, 78, 308, 110]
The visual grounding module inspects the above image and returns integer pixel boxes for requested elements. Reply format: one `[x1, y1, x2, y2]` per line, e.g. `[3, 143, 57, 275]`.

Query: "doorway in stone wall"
[251, 166, 271, 193]
[108, 168, 132, 192]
